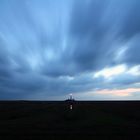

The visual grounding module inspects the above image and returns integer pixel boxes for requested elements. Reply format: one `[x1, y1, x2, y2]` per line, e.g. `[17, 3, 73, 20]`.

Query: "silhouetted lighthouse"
[69, 94, 74, 110]
[69, 94, 73, 100]
[65, 94, 75, 110]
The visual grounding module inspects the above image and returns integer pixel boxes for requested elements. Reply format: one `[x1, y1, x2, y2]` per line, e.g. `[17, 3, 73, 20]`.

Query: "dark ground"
[0, 101, 140, 139]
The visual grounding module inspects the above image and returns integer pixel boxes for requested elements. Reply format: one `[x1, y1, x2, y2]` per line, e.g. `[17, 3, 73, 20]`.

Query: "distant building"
[65, 94, 75, 102]
[65, 94, 75, 110]
[69, 94, 73, 100]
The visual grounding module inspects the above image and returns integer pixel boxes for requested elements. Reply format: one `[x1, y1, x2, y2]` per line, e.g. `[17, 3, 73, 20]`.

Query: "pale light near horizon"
[95, 88, 140, 97]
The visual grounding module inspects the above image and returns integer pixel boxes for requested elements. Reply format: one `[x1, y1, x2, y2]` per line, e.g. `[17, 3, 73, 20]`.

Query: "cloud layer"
[0, 0, 140, 100]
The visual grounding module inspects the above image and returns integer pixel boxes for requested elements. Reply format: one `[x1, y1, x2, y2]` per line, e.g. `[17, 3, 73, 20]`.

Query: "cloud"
[94, 64, 127, 78]
[95, 88, 140, 97]
[0, 0, 140, 99]
[73, 88, 140, 100]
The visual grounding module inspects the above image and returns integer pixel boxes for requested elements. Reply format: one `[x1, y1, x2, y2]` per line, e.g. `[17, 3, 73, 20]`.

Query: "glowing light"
[70, 105, 73, 110]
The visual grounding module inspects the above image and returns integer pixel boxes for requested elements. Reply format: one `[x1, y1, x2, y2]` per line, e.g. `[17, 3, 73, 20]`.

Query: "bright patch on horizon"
[72, 88, 140, 100]
[95, 88, 140, 97]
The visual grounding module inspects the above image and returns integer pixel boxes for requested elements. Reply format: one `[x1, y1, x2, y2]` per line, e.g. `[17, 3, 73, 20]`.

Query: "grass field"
[0, 101, 140, 139]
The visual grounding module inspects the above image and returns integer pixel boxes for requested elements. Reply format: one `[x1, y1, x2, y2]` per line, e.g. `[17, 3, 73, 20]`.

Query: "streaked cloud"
[0, 0, 140, 100]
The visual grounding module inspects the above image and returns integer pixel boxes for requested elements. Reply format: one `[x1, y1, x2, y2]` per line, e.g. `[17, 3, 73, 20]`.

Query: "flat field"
[0, 101, 140, 139]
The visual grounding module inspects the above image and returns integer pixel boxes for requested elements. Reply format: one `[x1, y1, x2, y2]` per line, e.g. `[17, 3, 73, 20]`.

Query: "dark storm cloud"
[68, 0, 140, 71]
[0, 0, 140, 99]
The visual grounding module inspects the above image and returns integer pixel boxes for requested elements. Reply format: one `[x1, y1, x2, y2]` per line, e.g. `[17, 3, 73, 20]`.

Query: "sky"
[0, 0, 140, 100]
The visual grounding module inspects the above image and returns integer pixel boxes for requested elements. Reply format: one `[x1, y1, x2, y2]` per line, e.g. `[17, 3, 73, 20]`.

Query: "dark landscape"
[0, 101, 140, 139]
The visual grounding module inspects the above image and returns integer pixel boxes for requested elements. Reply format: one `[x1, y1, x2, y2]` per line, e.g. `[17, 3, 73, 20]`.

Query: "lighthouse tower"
[69, 94, 73, 100]
[69, 94, 74, 110]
